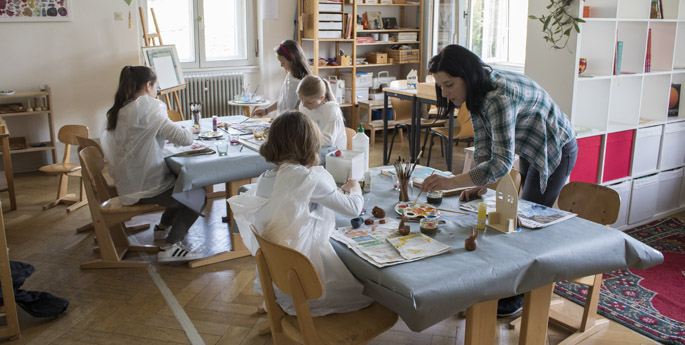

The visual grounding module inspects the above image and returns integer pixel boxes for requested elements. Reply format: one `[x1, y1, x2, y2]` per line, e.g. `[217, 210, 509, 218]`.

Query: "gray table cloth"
[332, 168, 664, 332]
[164, 116, 276, 193]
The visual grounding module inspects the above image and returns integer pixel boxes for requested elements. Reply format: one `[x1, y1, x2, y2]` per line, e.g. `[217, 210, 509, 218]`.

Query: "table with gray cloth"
[331, 168, 664, 332]
[164, 116, 276, 194]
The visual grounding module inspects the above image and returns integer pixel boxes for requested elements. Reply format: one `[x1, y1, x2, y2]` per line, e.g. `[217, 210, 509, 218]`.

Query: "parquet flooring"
[0, 133, 664, 344]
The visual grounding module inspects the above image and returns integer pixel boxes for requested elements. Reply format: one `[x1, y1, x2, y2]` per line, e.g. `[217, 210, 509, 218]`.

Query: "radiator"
[177, 72, 243, 118]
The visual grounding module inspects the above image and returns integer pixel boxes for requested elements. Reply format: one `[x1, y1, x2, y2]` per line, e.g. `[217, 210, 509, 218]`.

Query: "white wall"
[0, 0, 140, 172]
[258, 0, 298, 108]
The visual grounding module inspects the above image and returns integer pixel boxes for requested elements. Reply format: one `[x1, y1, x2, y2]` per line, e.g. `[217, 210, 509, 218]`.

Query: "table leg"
[1, 136, 16, 211]
[447, 109, 455, 172]
[465, 299, 497, 345]
[383, 93, 389, 165]
[519, 283, 554, 345]
[222, 178, 252, 223]
[410, 96, 417, 161]
[242, 106, 251, 118]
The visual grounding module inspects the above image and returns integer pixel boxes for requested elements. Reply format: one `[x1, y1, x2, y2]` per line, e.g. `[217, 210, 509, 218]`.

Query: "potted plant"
[529, 0, 585, 50]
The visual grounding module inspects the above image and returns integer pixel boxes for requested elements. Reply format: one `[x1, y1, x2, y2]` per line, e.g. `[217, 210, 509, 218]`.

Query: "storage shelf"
[358, 41, 419, 45]
[667, 116, 685, 122]
[316, 65, 354, 69]
[356, 62, 418, 68]
[358, 29, 420, 33]
[0, 90, 47, 99]
[356, 3, 420, 6]
[0, 143, 55, 155]
[302, 38, 354, 42]
[0, 110, 50, 118]
[607, 122, 638, 132]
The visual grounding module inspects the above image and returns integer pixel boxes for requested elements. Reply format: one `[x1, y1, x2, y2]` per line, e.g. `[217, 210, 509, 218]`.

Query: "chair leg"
[426, 134, 436, 167]
[421, 127, 432, 154]
[388, 128, 399, 159]
[398, 128, 404, 143]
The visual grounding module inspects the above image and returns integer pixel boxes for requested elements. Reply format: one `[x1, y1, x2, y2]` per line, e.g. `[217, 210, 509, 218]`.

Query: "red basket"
[603, 130, 634, 182]
[570, 136, 602, 183]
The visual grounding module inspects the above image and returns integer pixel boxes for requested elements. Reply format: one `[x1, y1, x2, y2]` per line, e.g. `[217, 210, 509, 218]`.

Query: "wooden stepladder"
[138, 7, 186, 120]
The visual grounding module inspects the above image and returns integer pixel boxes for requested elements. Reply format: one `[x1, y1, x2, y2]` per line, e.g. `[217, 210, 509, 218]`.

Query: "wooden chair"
[39, 125, 89, 212]
[345, 127, 355, 150]
[424, 103, 475, 167]
[78, 146, 159, 268]
[387, 80, 446, 158]
[252, 227, 398, 344]
[357, 100, 394, 144]
[168, 109, 183, 122]
[509, 182, 620, 345]
[74, 136, 151, 234]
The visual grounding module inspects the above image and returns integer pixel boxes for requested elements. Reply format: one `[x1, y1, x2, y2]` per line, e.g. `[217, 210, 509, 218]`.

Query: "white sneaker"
[157, 242, 203, 263]
[153, 225, 170, 240]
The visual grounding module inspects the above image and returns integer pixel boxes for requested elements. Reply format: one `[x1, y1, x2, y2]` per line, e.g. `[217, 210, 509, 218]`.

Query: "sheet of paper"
[152, 55, 179, 89]
[387, 233, 451, 260]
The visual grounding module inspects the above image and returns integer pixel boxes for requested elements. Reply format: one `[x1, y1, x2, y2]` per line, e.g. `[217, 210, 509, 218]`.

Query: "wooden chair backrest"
[455, 103, 474, 139]
[79, 147, 113, 203]
[76, 136, 103, 156]
[558, 182, 620, 225]
[345, 127, 355, 150]
[252, 227, 323, 299]
[389, 80, 412, 121]
[168, 109, 183, 122]
[58, 125, 89, 164]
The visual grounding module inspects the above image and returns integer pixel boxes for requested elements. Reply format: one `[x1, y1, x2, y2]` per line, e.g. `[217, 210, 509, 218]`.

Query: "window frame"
[144, 0, 257, 71]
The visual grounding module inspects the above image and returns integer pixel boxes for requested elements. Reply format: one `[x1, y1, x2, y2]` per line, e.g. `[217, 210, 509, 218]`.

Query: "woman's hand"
[252, 108, 267, 118]
[421, 175, 457, 192]
[459, 187, 487, 202]
[189, 126, 200, 135]
[342, 179, 361, 195]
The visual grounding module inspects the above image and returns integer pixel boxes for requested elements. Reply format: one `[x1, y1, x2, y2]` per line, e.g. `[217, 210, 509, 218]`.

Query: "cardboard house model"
[487, 172, 519, 234]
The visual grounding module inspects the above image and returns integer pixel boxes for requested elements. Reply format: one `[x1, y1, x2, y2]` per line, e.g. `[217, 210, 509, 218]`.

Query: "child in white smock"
[253, 40, 312, 118]
[228, 111, 373, 316]
[297, 75, 347, 150]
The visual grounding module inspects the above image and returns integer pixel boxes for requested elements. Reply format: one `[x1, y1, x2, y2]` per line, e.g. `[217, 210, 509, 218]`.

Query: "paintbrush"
[411, 171, 434, 205]
[437, 208, 471, 215]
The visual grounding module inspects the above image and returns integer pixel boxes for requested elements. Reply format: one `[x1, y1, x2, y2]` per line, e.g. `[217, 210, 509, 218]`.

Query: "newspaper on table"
[386, 233, 451, 260]
[459, 196, 576, 229]
[331, 218, 451, 267]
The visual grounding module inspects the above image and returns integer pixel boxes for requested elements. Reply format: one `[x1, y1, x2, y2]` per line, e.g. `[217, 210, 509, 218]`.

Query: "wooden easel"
[139, 7, 186, 120]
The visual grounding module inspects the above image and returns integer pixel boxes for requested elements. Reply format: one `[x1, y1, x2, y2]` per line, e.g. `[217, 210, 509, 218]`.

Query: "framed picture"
[0, 0, 72, 22]
[366, 11, 383, 30]
[382, 17, 398, 29]
[142, 45, 185, 90]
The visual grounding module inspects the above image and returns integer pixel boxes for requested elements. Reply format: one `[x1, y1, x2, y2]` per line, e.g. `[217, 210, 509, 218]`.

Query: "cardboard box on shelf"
[337, 54, 351, 66]
[366, 52, 388, 64]
[386, 49, 420, 63]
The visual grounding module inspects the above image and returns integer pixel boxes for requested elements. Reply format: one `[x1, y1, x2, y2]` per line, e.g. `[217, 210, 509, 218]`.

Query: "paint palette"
[394, 202, 440, 218]
[199, 131, 223, 139]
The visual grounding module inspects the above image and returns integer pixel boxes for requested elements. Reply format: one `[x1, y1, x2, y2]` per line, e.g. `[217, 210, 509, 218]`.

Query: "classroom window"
[467, 0, 528, 70]
[146, 0, 256, 69]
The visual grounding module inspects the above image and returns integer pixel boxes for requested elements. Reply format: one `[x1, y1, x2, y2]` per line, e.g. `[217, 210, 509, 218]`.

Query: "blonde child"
[228, 111, 373, 316]
[253, 40, 312, 117]
[297, 75, 347, 150]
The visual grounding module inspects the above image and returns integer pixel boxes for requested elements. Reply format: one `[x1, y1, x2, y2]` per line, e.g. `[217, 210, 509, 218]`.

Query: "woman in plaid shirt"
[421, 44, 578, 316]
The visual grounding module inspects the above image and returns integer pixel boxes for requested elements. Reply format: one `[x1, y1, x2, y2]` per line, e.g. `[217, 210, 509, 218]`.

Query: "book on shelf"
[613, 40, 623, 75]
[651, 0, 662, 19]
[645, 28, 652, 72]
[669, 83, 680, 117]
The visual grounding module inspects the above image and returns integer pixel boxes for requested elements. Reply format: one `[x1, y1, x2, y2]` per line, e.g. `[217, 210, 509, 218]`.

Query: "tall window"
[467, 0, 528, 68]
[146, 0, 255, 69]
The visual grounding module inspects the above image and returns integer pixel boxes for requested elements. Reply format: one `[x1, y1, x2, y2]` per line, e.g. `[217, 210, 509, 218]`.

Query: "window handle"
[197, 16, 203, 21]
[463, 11, 468, 19]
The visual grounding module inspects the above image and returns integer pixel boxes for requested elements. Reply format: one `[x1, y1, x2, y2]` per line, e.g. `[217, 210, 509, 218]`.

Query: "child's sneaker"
[157, 242, 203, 263]
[153, 225, 170, 240]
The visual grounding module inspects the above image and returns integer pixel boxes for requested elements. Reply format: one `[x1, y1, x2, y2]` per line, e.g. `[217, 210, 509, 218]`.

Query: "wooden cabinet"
[298, 0, 424, 129]
[0, 86, 58, 164]
[525, 0, 685, 228]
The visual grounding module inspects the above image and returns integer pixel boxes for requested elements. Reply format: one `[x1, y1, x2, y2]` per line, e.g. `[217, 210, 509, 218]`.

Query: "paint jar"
[426, 190, 443, 205]
[420, 216, 438, 235]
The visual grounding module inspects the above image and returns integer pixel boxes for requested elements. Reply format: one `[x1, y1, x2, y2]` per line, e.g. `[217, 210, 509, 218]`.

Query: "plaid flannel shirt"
[469, 69, 574, 193]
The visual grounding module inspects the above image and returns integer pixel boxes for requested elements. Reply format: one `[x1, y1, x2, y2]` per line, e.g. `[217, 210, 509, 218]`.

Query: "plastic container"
[603, 130, 634, 182]
[656, 167, 683, 214]
[660, 121, 685, 170]
[631, 125, 662, 176]
[341, 72, 373, 88]
[628, 173, 659, 224]
[325, 150, 364, 183]
[352, 124, 369, 173]
[606, 179, 632, 228]
[570, 136, 601, 183]
[345, 87, 369, 104]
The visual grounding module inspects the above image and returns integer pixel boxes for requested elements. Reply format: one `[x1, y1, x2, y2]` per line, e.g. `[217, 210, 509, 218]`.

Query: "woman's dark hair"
[428, 44, 494, 117]
[260, 111, 321, 166]
[106, 66, 157, 131]
[275, 39, 312, 80]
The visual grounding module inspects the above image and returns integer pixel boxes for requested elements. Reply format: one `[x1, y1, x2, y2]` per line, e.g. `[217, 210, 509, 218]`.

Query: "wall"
[0, 0, 140, 172]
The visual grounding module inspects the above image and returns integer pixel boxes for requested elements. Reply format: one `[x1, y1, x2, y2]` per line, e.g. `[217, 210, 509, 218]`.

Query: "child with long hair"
[228, 111, 373, 316]
[297, 75, 346, 149]
[253, 40, 312, 117]
[101, 65, 203, 263]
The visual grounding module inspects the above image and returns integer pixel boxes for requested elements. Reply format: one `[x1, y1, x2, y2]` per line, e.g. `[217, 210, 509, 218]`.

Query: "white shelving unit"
[525, 0, 685, 229]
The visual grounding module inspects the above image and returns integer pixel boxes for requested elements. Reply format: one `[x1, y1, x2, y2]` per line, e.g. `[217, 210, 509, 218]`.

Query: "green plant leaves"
[530, 0, 584, 49]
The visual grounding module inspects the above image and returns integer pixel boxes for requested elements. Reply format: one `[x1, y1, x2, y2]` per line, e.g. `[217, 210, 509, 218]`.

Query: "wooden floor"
[0, 132, 663, 345]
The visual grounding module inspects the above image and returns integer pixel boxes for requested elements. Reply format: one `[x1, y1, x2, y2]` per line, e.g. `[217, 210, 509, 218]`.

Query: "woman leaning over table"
[228, 111, 373, 316]
[253, 40, 312, 118]
[101, 65, 204, 263]
[420, 45, 578, 317]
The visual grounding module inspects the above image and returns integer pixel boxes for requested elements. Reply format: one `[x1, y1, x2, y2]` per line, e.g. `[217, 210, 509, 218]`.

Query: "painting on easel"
[142, 45, 185, 90]
[0, 0, 72, 22]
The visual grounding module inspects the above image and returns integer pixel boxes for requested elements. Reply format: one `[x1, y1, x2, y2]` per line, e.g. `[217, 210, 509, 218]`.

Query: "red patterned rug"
[555, 217, 685, 345]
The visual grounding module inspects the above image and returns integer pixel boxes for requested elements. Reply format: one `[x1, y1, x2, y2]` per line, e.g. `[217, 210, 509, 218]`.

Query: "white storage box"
[319, 2, 342, 12]
[326, 150, 364, 183]
[632, 125, 662, 176]
[342, 72, 373, 88]
[318, 30, 342, 39]
[606, 179, 632, 228]
[628, 173, 659, 224]
[372, 71, 396, 90]
[319, 13, 343, 21]
[319, 21, 343, 30]
[656, 167, 683, 214]
[660, 121, 685, 170]
[328, 76, 345, 104]
[398, 32, 419, 41]
[345, 87, 369, 104]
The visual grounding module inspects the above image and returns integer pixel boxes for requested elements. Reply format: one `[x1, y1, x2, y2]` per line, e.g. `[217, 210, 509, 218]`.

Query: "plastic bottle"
[212, 115, 218, 132]
[477, 202, 487, 230]
[352, 124, 369, 173]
